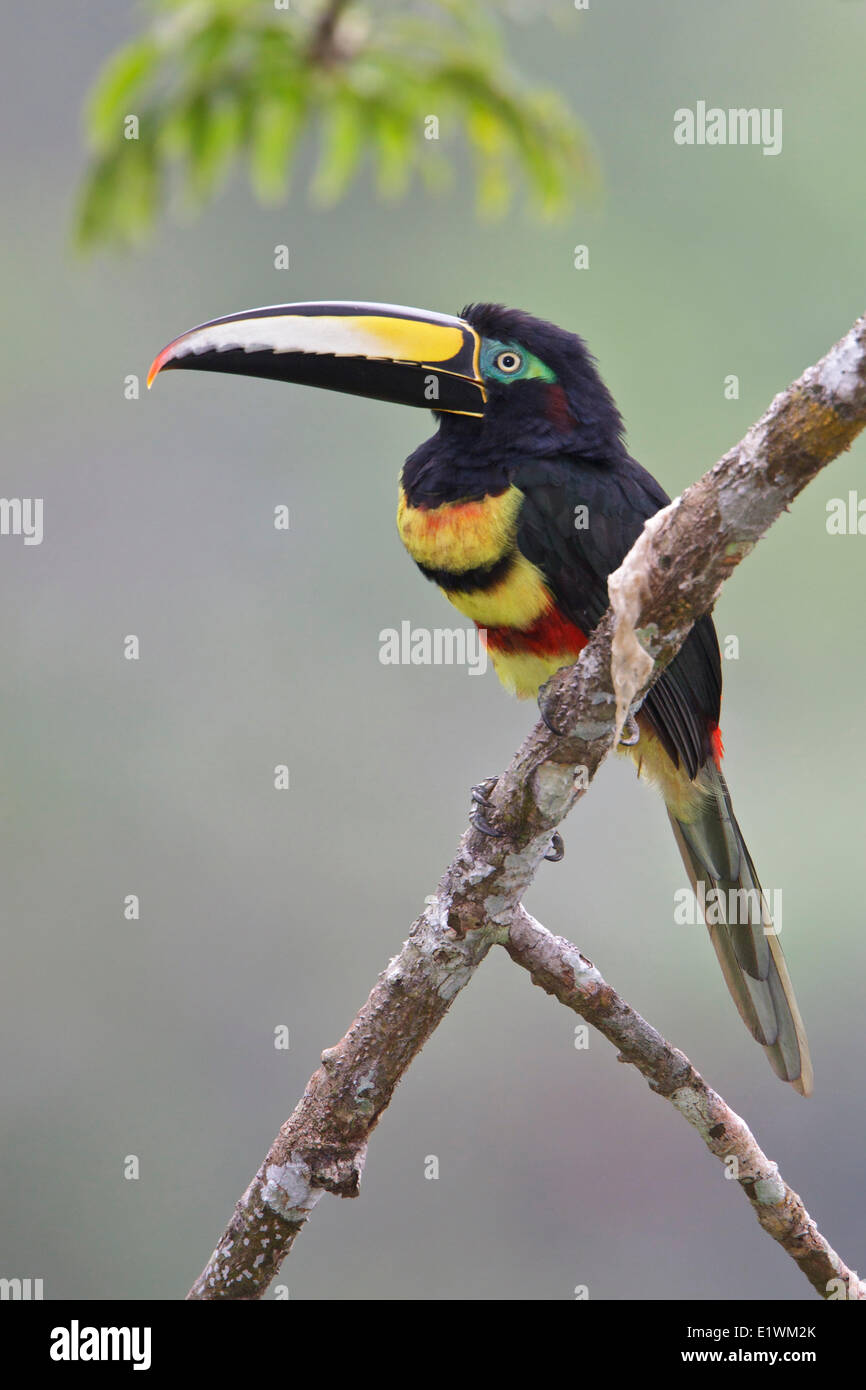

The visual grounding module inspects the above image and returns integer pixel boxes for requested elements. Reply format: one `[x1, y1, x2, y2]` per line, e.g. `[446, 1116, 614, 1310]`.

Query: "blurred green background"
[2, 0, 865, 1301]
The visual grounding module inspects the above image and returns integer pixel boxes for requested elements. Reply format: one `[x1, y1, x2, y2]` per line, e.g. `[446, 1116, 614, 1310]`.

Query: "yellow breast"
[396, 484, 523, 574]
[446, 551, 552, 628]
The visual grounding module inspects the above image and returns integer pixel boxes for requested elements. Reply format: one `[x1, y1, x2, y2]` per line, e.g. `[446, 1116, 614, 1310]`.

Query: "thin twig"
[307, 0, 354, 67]
[506, 908, 865, 1301]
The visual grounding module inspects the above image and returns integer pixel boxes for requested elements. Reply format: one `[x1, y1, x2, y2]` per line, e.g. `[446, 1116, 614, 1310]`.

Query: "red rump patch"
[482, 608, 588, 657]
[710, 724, 724, 767]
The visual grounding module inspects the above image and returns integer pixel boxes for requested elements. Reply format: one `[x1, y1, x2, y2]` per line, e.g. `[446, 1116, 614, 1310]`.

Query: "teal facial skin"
[480, 338, 558, 385]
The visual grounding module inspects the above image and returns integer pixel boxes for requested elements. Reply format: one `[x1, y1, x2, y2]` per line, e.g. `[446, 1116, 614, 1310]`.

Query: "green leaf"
[74, 0, 594, 252]
[250, 88, 306, 202]
[370, 104, 414, 199]
[185, 90, 245, 199]
[76, 138, 159, 247]
[85, 39, 160, 151]
[182, 14, 238, 80]
[311, 93, 367, 204]
[74, 156, 116, 248]
[120, 141, 160, 240]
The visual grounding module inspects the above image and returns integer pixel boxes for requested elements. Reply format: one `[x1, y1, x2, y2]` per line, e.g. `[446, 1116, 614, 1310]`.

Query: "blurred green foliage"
[75, 0, 593, 250]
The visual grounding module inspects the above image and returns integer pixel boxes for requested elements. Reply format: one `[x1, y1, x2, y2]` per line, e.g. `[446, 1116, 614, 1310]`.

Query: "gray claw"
[544, 831, 565, 863]
[470, 777, 505, 838]
[537, 679, 566, 737]
[619, 713, 640, 747]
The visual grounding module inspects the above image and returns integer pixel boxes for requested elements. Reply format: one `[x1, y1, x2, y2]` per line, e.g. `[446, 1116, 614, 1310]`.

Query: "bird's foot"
[537, 679, 567, 737]
[544, 831, 565, 863]
[619, 712, 640, 747]
[470, 777, 505, 838]
[471, 777, 564, 863]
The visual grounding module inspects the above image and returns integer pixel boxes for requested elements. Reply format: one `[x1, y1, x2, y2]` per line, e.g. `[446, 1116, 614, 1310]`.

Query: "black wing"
[514, 455, 721, 779]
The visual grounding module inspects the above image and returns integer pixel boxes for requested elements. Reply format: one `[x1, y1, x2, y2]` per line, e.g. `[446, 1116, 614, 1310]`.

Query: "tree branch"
[187, 313, 866, 1300]
[506, 907, 866, 1300]
[307, 0, 356, 68]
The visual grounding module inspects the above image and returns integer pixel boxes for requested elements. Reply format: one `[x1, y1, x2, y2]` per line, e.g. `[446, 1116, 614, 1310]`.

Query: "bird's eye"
[494, 350, 523, 374]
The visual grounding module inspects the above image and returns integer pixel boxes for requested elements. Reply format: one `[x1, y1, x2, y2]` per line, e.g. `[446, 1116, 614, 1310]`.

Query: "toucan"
[148, 299, 812, 1095]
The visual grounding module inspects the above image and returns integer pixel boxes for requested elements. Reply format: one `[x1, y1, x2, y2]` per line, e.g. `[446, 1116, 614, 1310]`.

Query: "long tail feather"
[668, 763, 813, 1095]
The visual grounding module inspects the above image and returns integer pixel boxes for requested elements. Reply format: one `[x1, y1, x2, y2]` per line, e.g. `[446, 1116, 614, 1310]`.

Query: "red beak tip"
[146, 353, 167, 389]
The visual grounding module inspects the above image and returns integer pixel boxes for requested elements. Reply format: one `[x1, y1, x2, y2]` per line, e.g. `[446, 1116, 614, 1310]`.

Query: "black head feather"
[454, 303, 629, 464]
[402, 303, 631, 504]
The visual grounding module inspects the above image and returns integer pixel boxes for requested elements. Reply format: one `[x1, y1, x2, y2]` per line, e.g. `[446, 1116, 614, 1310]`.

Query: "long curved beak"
[147, 301, 486, 416]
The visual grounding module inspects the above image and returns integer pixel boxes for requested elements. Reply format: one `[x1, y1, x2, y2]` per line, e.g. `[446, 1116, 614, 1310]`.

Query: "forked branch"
[187, 313, 866, 1301]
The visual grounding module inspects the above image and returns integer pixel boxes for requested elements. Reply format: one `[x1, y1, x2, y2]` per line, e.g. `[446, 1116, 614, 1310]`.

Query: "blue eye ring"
[494, 349, 523, 374]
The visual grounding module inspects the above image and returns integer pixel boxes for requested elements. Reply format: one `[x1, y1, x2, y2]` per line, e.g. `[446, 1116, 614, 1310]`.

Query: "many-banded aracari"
[149, 300, 812, 1094]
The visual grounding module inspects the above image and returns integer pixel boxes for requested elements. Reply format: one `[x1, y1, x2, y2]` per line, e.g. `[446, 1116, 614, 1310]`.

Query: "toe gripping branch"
[539, 676, 642, 749]
[531, 678, 643, 861]
[537, 677, 567, 738]
[470, 777, 502, 838]
[470, 778, 565, 863]
[619, 711, 640, 746]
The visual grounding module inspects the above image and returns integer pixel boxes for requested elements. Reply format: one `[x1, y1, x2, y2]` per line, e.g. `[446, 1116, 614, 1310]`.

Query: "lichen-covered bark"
[506, 907, 865, 1300]
[187, 912, 499, 1298]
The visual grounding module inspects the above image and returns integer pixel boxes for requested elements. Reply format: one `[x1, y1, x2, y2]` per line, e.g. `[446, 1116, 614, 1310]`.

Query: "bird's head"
[458, 302, 627, 461]
[148, 299, 627, 461]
